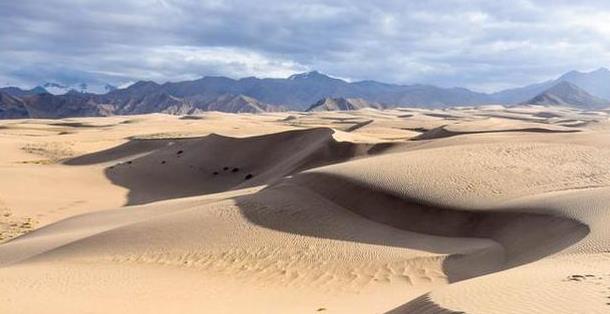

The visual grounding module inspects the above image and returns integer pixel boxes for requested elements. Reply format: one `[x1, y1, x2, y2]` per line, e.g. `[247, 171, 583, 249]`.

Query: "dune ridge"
[65, 128, 395, 204]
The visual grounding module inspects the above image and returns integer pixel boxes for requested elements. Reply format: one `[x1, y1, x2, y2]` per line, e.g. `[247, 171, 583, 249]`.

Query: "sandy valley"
[1, 105, 610, 313]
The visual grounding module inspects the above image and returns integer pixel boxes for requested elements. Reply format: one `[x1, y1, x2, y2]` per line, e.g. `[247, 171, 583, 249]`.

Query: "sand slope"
[1, 106, 610, 313]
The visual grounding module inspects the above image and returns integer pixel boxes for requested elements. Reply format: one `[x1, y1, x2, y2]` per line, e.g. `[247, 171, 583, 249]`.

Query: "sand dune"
[1, 106, 610, 313]
[65, 128, 392, 204]
[412, 117, 581, 140]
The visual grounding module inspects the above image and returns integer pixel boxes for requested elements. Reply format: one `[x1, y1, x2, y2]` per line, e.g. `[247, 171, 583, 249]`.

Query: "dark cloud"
[2, 0, 610, 92]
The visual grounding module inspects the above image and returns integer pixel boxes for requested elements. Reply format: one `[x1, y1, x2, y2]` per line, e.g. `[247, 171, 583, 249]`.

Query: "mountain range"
[2, 68, 610, 118]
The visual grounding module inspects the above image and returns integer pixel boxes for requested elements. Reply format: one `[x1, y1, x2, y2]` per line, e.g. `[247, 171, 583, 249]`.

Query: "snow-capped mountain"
[42, 82, 87, 95]
[41, 82, 115, 95]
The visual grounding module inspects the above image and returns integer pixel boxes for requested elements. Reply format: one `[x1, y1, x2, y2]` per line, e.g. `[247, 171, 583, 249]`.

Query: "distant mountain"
[0, 91, 29, 118]
[0, 86, 48, 97]
[492, 67, 610, 103]
[306, 97, 383, 111]
[523, 81, 610, 109]
[23, 92, 115, 118]
[201, 94, 284, 113]
[556, 67, 610, 99]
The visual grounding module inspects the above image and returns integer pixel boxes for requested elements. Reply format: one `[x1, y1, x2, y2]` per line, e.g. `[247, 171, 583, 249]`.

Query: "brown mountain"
[0, 91, 30, 118]
[306, 97, 384, 112]
[523, 81, 610, 109]
[199, 94, 284, 114]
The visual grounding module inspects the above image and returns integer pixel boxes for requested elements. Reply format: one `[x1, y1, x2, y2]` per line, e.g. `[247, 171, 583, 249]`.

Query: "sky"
[2, 0, 610, 92]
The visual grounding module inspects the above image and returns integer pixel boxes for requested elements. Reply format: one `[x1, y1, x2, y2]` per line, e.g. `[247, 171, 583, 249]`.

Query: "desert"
[1, 104, 610, 313]
[4, 1, 610, 313]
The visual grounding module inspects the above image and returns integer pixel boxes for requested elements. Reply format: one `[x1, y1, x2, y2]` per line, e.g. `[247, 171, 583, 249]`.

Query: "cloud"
[2, 0, 610, 92]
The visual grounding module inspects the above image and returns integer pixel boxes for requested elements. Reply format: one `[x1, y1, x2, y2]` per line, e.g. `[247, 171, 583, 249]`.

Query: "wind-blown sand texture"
[1, 105, 610, 313]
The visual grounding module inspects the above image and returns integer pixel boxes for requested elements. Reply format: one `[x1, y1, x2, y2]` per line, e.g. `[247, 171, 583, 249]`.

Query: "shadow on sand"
[233, 172, 589, 313]
[64, 128, 399, 205]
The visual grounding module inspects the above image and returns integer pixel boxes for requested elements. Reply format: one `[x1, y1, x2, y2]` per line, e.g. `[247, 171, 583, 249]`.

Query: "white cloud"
[144, 46, 307, 79]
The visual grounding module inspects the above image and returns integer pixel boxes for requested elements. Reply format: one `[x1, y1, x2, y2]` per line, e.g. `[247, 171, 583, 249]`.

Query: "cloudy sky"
[2, 0, 610, 92]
